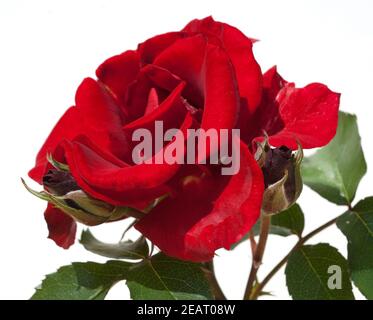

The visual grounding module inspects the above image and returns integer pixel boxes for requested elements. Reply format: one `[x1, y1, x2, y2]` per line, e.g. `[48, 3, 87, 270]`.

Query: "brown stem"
[203, 261, 226, 300]
[250, 215, 339, 300]
[249, 231, 257, 255]
[243, 214, 271, 300]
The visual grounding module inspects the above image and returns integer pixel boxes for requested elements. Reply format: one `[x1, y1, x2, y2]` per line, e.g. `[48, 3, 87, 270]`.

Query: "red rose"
[29, 17, 339, 261]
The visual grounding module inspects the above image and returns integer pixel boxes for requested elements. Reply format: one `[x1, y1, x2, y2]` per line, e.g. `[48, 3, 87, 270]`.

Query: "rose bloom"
[29, 17, 339, 261]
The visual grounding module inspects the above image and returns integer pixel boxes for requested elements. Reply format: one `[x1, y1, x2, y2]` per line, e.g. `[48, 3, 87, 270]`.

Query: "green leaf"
[232, 204, 305, 249]
[80, 229, 149, 260]
[265, 203, 304, 237]
[32, 253, 212, 300]
[252, 204, 305, 237]
[285, 243, 354, 300]
[31, 261, 131, 300]
[126, 253, 213, 300]
[301, 112, 367, 205]
[337, 197, 373, 299]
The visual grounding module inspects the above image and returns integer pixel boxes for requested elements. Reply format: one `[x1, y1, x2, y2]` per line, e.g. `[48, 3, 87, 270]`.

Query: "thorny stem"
[249, 214, 340, 300]
[243, 213, 271, 300]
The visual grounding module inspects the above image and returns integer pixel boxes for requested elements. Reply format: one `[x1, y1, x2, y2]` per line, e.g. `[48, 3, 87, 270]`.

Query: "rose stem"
[203, 261, 227, 300]
[250, 213, 343, 300]
[249, 231, 257, 255]
[243, 213, 271, 300]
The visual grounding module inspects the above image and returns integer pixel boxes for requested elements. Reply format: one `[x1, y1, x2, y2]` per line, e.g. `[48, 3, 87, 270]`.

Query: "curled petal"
[138, 32, 187, 65]
[29, 78, 133, 183]
[124, 81, 187, 136]
[62, 140, 172, 207]
[154, 34, 207, 108]
[96, 50, 140, 105]
[268, 83, 340, 149]
[247, 67, 287, 143]
[154, 34, 240, 162]
[155, 35, 240, 147]
[201, 43, 240, 131]
[62, 114, 196, 207]
[125, 64, 184, 122]
[75, 78, 132, 162]
[28, 106, 81, 183]
[262, 65, 288, 100]
[253, 67, 340, 150]
[183, 16, 262, 113]
[135, 141, 264, 262]
[44, 204, 77, 249]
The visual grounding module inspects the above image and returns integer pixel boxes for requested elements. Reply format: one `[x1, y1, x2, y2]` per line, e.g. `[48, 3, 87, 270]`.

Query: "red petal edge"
[253, 67, 340, 150]
[44, 204, 77, 249]
[135, 140, 264, 262]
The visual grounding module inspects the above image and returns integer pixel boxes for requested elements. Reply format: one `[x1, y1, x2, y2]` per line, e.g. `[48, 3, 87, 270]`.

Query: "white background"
[0, 0, 372, 300]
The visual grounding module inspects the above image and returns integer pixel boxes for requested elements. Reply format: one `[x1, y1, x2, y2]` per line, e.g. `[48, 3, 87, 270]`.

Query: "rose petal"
[247, 66, 287, 142]
[262, 66, 288, 100]
[138, 32, 187, 64]
[28, 106, 81, 183]
[154, 35, 240, 162]
[124, 81, 186, 135]
[183, 16, 262, 113]
[252, 67, 340, 150]
[44, 204, 77, 249]
[144, 88, 159, 115]
[201, 43, 240, 131]
[75, 78, 132, 162]
[62, 113, 196, 206]
[269, 83, 340, 149]
[125, 64, 183, 122]
[154, 34, 207, 108]
[154, 35, 239, 130]
[135, 141, 264, 261]
[29, 78, 133, 183]
[96, 50, 140, 107]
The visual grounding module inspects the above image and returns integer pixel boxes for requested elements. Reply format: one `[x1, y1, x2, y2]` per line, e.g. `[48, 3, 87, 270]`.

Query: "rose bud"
[61, 190, 144, 223]
[255, 139, 303, 215]
[23, 168, 144, 226]
[42, 169, 79, 196]
[41, 168, 123, 222]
